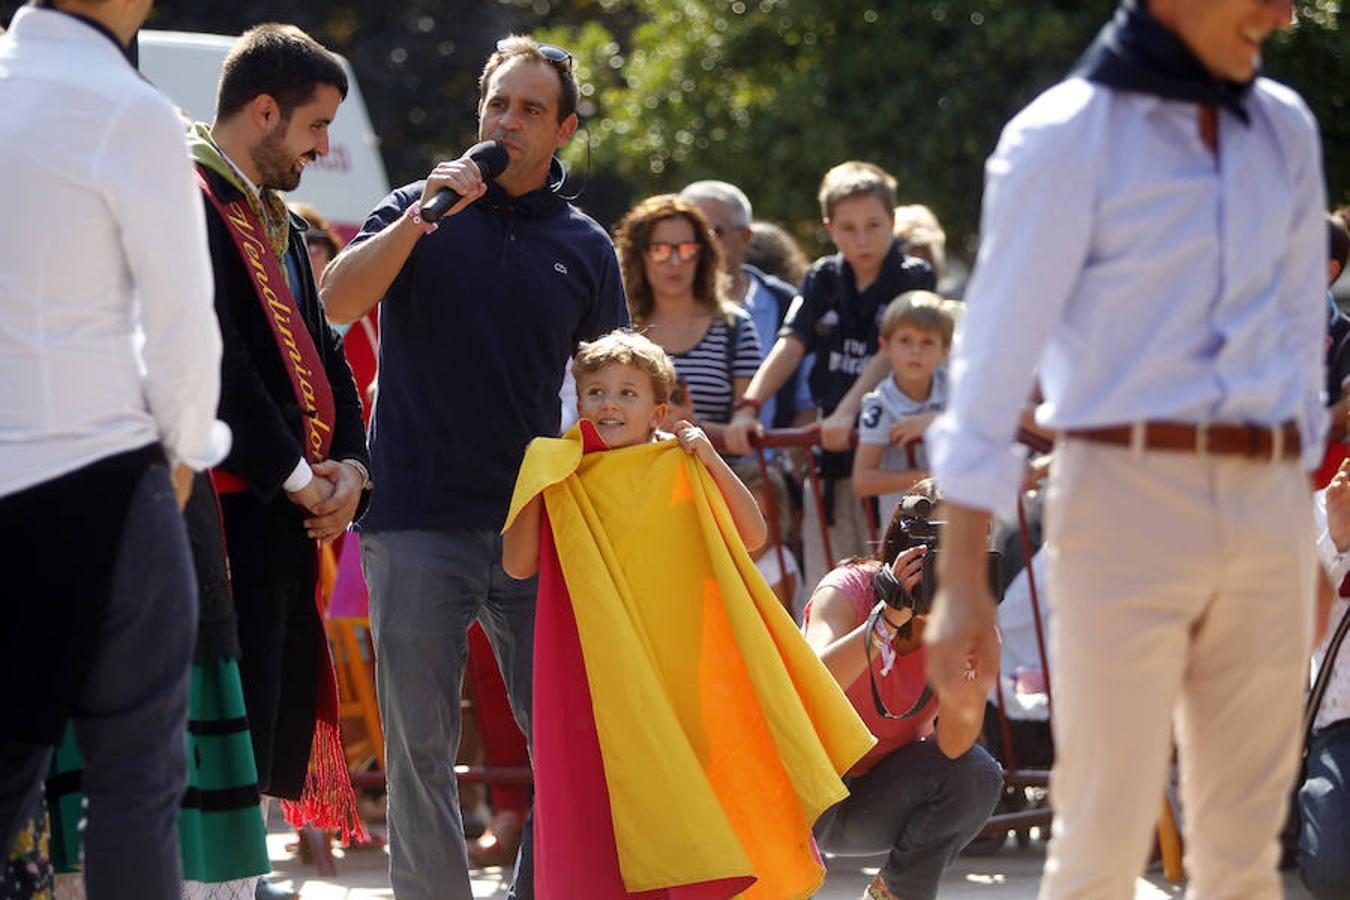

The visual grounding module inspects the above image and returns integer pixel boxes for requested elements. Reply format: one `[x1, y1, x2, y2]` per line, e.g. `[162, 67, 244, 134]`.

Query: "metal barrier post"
[753, 445, 793, 616]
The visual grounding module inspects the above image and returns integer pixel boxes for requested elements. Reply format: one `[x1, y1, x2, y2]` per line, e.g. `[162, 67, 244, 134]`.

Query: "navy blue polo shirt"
[353, 177, 628, 532]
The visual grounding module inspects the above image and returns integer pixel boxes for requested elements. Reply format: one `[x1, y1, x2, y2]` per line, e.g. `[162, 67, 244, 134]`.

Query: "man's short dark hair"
[215, 24, 348, 122]
[479, 35, 578, 123]
[1332, 212, 1350, 282]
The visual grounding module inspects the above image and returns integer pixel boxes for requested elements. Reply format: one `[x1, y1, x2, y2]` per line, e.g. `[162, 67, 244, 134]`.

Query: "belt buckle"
[1196, 421, 1210, 458]
[1270, 424, 1285, 462]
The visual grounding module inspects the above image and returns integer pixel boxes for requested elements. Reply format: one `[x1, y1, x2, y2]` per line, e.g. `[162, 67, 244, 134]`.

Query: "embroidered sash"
[195, 166, 335, 463]
[196, 166, 366, 841]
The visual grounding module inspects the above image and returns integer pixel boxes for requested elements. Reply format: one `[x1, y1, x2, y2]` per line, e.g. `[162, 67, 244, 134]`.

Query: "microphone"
[420, 140, 510, 223]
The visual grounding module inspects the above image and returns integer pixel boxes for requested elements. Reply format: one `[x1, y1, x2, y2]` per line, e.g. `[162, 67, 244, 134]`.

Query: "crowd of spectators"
[7, 2, 1350, 899]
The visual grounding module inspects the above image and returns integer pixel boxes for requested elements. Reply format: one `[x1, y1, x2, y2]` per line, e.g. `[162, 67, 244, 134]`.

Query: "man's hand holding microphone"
[411, 140, 510, 229]
[319, 140, 509, 325]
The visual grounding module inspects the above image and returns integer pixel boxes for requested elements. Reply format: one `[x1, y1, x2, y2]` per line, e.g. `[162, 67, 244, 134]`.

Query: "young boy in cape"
[503, 330, 874, 899]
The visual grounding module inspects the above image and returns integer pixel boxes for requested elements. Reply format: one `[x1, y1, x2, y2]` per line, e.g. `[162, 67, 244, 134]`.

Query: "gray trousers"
[814, 741, 1003, 900]
[363, 529, 536, 900]
[0, 461, 196, 899]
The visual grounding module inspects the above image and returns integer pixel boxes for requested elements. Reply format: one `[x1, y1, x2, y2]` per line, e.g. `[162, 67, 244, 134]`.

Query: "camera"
[873, 495, 1003, 615]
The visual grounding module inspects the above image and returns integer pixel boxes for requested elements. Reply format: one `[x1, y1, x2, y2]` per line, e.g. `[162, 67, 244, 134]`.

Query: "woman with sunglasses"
[614, 195, 762, 438]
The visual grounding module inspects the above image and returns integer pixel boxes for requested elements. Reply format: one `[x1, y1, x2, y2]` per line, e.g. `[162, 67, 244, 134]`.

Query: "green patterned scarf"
[187, 122, 292, 261]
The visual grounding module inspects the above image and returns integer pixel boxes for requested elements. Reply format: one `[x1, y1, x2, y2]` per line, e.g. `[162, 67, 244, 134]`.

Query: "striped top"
[672, 312, 764, 425]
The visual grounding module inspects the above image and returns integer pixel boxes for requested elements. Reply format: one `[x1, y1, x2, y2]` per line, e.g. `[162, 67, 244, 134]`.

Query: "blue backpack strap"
[725, 309, 745, 378]
[724, 310, 749, 423]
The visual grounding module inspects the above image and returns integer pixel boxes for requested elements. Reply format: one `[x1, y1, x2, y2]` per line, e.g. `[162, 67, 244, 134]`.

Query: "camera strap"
[863, 602, 934, 720]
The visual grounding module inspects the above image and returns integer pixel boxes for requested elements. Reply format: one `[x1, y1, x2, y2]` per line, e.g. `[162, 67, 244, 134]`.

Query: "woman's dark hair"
[1331, 212, 1350, 280]
[613, 194, 734, 328]
[289, 201, 341, 260]
[851, 479, 942, 641]
[746, 220, 811, 287]
[877, 478, 941, 565]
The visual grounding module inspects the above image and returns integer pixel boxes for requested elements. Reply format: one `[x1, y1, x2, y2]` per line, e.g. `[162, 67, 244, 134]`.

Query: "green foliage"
[548, 0, 1347, 252]
[1265, 10, 1350, 209]
[556, 0, 1120, 250]
[2, 0, 1343, 244]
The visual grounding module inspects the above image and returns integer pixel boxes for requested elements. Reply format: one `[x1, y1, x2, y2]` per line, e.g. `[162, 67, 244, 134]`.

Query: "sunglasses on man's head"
[645, 241, 702, 263]
[498, 39, 573, 69]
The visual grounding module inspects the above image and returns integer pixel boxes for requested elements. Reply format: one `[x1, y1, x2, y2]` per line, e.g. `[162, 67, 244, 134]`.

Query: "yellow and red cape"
[504, 421, 874, 898]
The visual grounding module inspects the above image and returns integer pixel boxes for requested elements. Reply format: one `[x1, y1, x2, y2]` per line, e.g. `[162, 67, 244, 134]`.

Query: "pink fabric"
[326, 532, 369, 619]
[531, 433, 754, 899]
[803, 561, 937, 775]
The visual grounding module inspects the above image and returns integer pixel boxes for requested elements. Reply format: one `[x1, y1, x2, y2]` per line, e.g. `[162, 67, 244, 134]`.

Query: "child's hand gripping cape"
[503, 421, 875, 899]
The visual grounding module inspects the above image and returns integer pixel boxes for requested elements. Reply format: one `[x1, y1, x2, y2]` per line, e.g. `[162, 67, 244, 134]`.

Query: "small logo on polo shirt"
[554, 262, 569, 275]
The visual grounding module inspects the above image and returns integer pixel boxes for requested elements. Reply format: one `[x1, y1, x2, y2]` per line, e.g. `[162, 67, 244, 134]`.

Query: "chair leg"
[302, 825, 337, 877]
[1158, 793, 1185, 883]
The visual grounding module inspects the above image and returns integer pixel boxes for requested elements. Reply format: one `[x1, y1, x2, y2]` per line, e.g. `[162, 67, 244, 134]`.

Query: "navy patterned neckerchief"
[1073, 0, 1255, 125]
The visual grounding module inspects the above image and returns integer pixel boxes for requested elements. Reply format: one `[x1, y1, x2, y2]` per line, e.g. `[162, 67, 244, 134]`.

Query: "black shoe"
[255, 878, 299, 900]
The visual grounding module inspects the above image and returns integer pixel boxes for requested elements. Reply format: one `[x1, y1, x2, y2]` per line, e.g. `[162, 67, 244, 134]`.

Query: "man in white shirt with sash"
[925, 1, 1325, 897]
[0, 1, 225, 897]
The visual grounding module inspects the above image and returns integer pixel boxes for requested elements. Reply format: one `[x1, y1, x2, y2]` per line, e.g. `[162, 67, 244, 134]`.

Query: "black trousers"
[0, 460, 196, 899]
[219, 492, 320, 800]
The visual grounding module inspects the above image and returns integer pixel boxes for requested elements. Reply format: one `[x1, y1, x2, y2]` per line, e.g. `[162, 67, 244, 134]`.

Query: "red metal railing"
[723, 425, 1056, 841]
[334, 425, 1058, 851]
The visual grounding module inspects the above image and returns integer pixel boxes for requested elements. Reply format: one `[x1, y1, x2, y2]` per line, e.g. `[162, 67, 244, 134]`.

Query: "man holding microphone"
[321, 35, 628, 900]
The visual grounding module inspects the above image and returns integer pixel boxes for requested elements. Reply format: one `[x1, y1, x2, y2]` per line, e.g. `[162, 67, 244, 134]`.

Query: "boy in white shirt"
[852, 292, 954, 526]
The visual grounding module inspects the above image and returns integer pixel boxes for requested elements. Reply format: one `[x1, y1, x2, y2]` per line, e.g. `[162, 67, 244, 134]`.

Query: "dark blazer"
[199, 168, 369, 500]
[198, 169, 369, 798]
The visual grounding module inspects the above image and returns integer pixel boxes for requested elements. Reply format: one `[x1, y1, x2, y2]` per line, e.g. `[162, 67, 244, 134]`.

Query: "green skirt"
[48, 659, 270, 883]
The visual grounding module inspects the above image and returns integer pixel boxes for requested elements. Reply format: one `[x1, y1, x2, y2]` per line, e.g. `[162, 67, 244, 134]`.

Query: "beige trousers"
[801, 476, 875, 592]
[1039, 440, 1314, 900]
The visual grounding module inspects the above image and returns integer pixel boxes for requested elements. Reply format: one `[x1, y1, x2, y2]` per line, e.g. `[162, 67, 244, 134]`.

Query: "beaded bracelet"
[406, 201, 439, 236]
[870, 612, 899, 649]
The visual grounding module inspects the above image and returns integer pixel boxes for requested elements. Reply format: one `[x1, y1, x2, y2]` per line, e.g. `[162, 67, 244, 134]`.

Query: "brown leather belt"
[1065, 421, 1301, 462]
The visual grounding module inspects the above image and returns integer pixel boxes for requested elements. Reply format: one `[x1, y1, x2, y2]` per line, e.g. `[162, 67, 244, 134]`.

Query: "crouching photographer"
[803, 481, 1003, 900]
[1296, 457, 1350, 897]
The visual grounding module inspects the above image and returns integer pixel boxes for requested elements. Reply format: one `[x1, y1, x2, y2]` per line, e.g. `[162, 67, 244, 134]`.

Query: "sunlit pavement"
[263, 824, 1316, 899]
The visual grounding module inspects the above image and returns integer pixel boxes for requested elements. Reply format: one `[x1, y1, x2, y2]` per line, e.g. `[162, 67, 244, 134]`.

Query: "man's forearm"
[835, 353, 890, 419]
[320, 215, 422, 325]
[743, 336, 807, 405]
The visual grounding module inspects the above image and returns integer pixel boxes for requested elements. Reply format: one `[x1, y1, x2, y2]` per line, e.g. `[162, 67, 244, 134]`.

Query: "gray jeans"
[363, 529, 536, 900]
[814, 740, 1003, 900]
[0, 461, 196, 899]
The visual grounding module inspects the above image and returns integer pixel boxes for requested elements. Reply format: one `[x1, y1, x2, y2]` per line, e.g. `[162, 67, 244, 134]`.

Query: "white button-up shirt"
[1313, 490, 1350, 730]
[0, 7, 226, 496]
[929, 77, 1328, 520]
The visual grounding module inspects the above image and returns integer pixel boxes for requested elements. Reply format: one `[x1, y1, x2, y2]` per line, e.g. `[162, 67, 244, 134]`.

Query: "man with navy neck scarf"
[925, 1, 1325, 898]
[320, 35, 627, 900]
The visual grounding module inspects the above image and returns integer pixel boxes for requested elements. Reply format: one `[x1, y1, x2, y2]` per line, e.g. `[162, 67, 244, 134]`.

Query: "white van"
[138, 30, 390, 239]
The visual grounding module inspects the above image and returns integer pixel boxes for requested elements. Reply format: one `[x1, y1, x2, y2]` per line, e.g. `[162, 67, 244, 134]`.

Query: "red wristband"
[733, 397, 762, 414]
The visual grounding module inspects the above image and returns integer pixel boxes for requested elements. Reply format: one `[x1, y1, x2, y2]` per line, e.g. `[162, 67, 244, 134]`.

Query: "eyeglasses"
[497, 39, 573, 69]
[644, 241, 702, 263]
